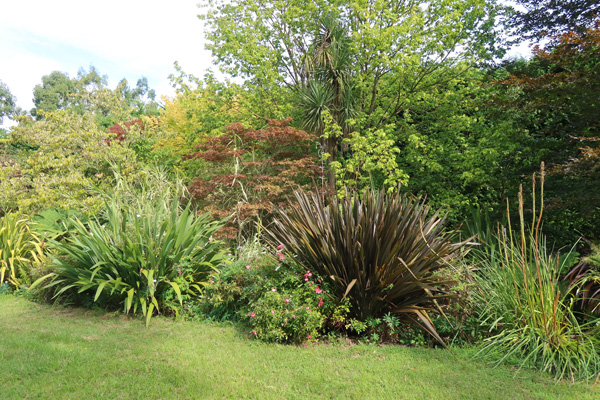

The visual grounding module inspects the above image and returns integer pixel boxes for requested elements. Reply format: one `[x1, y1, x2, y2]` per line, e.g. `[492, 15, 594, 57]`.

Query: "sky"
[1, 0, 213, 117]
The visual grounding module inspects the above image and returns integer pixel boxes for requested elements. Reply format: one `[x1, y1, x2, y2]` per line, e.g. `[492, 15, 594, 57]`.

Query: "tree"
[200, 0, 506, 186]
[32, 71, 74, 116]
[299, 16, 356, 184]
[31, 67, 160, 122]
[0, 109, 138, 215]
[116, 77, 160, 116]
[510, 0, 599, 40]
[497, 27, 600, 245]
[31, 67, 107, 118]
[201, 0, 504, 117]
[0, 80, 17, 125]
[185, 119, 323, 243]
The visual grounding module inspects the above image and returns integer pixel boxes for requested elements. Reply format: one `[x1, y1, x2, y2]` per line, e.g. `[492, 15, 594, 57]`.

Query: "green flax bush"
[32, 172, 227, 325]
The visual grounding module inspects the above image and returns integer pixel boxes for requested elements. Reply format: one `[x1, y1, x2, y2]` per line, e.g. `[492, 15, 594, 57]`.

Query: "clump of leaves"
[0, 213, 45, 289]
[32, 180, 228, 326]
[473, 165, 600, 381]
[31, 208, 88, 241]
[266, 186, 462, 344]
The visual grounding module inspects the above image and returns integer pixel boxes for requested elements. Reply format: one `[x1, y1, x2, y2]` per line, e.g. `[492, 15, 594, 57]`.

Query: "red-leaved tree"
[185, 118, 326, 242]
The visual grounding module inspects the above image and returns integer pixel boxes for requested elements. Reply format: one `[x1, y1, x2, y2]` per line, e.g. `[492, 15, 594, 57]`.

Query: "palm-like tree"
[299, 16, 356, 186]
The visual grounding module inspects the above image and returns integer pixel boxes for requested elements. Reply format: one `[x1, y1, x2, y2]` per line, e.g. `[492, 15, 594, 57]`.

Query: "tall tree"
[299, 16, 356, 184]
[31, 66, 107, 118]
[511, 0, 600, 40]
[32, 71, 74, 117]
[497, 27, 600, 245]
[200, 0, 506, 186]
[0, 80, 17, 125]
[117, 77, 160, 115]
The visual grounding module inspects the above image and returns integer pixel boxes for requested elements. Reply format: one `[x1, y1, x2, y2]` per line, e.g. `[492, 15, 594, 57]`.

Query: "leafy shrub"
[472, 166, 600, 381]
[266, 186, 463, 343]
[248, 289, 324, 343]
[0, 214, 45, 289]
[0, 110, 138, 215]
[32, 178, 227, 326]
[194, 243, 338, 343]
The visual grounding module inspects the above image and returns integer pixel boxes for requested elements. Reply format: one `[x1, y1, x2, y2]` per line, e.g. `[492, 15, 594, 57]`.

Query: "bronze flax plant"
[266, 186, 463, 344]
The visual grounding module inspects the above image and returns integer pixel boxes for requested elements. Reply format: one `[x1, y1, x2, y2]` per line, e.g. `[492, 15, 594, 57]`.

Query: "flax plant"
[31, 170, 227, 326]
[267, 186, 462, 343]
[473, 164, 600, 381]
[0, 214, 45, 288]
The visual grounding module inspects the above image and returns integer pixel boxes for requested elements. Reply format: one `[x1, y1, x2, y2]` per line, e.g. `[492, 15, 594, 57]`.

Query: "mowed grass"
[1, 296, 598, 400]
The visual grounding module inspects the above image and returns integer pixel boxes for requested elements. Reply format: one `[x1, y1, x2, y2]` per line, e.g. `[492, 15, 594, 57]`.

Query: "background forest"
[1, 0, 600, 382]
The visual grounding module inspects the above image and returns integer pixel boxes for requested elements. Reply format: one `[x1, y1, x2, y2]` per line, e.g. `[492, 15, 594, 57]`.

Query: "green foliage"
[266, 186, 462, 344]
[32, 70, 78, 117]
[248, 289, 324, 343]
[31, 67, 159, 122]
[31, 208, 88, 241]
[201, 0, 504, 95]
[31, 176, 228, 326]
[0, 110, 139, 215]
[510, 0, 600, 39]
[0, 214, 45, 289]
[391, 68, 530, 223]
[326, 113, 408, 193]
[472, 168, 600, 381]
[497, 28, 600, 246]
[0, 80, 17, 124]
[165, 64, 260, 141]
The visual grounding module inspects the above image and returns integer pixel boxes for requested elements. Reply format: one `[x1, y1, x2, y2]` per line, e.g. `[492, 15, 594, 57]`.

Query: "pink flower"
[318, 298, 324, 307]
[277, 244, 285, 250]
[284, 299, 290, 303]
[278, 254, 285, 261]
[271, 288, 277, 292]
[308, 335, 311, 339]
[246, 265, 251, 269]
[271, 310, 275, 314]
[306, 306, 310, 310]
[315, 286, 322, 294]
[252, 330, 257, 336]
[250, 312, 255, 318]
[292, 315, 296, 319]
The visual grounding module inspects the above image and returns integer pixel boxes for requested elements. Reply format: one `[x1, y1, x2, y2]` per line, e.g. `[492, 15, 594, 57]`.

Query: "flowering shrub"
[248, 289, 324, 343]
[194, 243, 339, 343]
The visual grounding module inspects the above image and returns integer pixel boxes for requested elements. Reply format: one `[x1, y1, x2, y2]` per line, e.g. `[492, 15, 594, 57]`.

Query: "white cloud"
[0, 0, 212, 116]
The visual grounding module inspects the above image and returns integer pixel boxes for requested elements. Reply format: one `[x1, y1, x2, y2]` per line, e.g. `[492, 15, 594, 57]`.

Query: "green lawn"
[1, 296, 597, 399]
